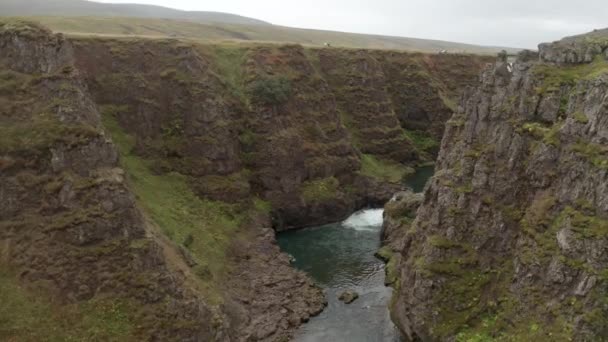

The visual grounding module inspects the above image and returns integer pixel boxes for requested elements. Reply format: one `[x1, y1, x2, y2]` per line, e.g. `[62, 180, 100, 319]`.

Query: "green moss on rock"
[360, 154, 414, 183]
[0, 269, 138, 341]
[300, 177, 340, 202]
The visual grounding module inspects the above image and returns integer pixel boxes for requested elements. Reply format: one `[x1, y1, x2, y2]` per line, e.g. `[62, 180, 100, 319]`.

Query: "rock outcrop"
[387, 29, 608, 340]
[0, 20, 221, 341]
[338, 289, 359, 304]
[0, 20, 325, 341]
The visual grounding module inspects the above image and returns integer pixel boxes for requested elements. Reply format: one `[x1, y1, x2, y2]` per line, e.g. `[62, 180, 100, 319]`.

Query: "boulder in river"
[338, 290, 359, 304]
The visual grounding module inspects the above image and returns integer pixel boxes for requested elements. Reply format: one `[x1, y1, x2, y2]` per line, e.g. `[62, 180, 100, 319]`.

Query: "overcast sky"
[94, 0, 608, 48]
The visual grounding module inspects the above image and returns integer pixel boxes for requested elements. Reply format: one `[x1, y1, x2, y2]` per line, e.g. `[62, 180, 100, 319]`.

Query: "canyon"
[3, 16, 607, 342]
[0, 19, 488, 341]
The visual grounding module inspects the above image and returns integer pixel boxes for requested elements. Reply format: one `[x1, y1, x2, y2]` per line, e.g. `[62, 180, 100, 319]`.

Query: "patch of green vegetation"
[520, 121, 563, 147]
[573, 111, 590, 124]
[238, 129, 257, 149]
[558, 206, 608, 239]
[375, 246, 399, 285]
[0, 113, 100, 155]
[534, 56, 608, 94]
[428, 235, 463, 249]
[0, 269, 137, 341]
[571, 140, 608, 169]
[253, 197, 272, 214]
[403, 129, 440, 154]
[207, 45, 248, 102]
[427, 196, 605, 340]
[0, 70, 102, 155]
[519, 194, 559, 263]
[0, 69, 31, 95]
[385, 199, 419, 220]
[101, 106, 240, 303]
[384, 255, 399, 286]
[300, 177, 340, 202]
[455, 184, 474, 194]
[430, 269, 492, 337]
[456, 313, 574, 342]
[418, 238, 477, 276]
[375, 246, 394, 262]
[193, 172, 251, 199]
[360, 154, 414, 183]
[247, 76, 292, 105]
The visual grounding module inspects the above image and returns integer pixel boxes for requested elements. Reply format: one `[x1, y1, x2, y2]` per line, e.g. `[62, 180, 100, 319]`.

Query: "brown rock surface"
[387, 31, 608, 341]
[1, 19, 492, 341]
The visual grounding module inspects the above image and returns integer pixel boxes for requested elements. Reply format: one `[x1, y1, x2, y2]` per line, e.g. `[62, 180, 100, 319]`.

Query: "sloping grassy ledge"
[101, 105, 241, 303]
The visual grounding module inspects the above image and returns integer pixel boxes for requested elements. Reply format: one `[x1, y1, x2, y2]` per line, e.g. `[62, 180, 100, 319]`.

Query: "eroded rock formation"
[1, 19, 491, 341]
[0, 21, 325, 342]
[386, 30, 608, 341]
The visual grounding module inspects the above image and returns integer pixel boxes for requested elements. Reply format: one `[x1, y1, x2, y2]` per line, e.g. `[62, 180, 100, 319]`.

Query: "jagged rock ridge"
[385, 28, 608, 340]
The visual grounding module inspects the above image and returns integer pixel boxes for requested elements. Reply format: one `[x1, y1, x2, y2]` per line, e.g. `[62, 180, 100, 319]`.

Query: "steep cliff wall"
[70, 38, 491, 230]
[386, 31, 608, 341]
[0, 19, 491, 341]
[0, 21, 325, 342]
[0, 21, 220, 341]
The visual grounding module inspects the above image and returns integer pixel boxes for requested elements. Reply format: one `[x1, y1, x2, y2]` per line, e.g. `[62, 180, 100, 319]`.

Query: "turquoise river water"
[277, 166, 434, 342]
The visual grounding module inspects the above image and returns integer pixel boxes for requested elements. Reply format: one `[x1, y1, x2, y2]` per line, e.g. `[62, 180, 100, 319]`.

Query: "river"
[277, 166, 434, 342]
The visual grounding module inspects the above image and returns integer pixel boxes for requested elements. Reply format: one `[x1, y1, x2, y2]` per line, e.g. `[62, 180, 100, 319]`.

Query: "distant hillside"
[0, 0, 518, 54]
[20, 16, 516, 55]
[0, 0, 270, 26]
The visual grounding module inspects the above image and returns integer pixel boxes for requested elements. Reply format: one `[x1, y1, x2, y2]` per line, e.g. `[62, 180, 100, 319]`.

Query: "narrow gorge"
[2, 17, 607, 342]
[384, 30, 608, 340]
[0, 20, 488, 341]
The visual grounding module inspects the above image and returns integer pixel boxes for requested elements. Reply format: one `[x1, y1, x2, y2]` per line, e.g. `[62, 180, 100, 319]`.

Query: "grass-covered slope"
[0, 269, 137, 341]
[101, 108, 243, 302]
[15, 15, 518, 54]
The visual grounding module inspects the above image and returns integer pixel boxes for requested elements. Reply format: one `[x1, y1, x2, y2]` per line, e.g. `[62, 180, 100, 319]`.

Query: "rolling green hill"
[0, 0, 518, 53]
[22, 15, 517, 54]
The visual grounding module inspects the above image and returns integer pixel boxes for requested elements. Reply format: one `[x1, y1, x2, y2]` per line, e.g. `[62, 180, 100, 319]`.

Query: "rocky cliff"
[70, 38, 491, 231]
[386, 30, 608, 340]
[0, 19, 491, 341]
[0, 20, 326, 342]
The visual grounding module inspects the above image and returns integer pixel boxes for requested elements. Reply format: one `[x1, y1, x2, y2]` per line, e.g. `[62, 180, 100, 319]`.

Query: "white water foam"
[342, 209, 384, 231]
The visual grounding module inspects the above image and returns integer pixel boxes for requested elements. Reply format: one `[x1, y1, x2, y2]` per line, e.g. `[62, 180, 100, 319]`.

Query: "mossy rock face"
[71, 36, 488, 232]
[0, 25, 227, 341]
[384, 191, 423, 219]
[387, 31, 608, 341]
[375, 246, 400, 286]
[1, 24, 332, 342]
